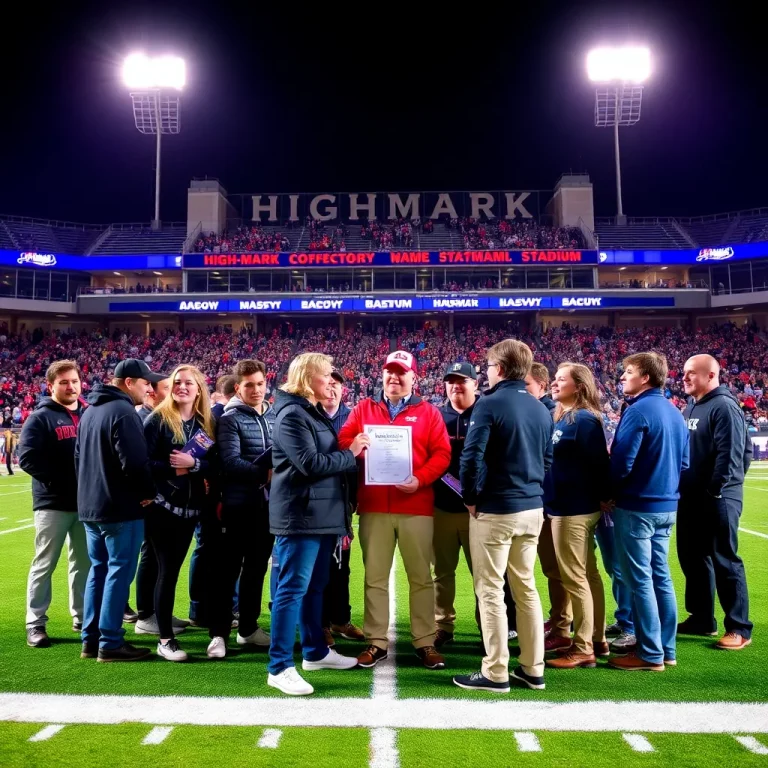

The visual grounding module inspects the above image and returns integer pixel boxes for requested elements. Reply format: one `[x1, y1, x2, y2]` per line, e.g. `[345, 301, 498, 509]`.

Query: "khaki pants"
[433, 507, 478, 633]
[470, 509, 545, 682]
[538, 517, 573, 638]
[551, 512, 606, 654]
[359, 512, 435, 650]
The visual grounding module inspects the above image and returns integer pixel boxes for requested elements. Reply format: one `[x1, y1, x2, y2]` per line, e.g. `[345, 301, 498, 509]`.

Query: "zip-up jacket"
[338, 393, 451, 517]
[18, 398, 84, 512]
[216, 396, 275, 508]
[143, 411, 216, 516]
[270, 390, 356, 536]
[539, 394, 557, 414]
[434, 399, 476, 513]
[75, 384, 156, 523]
[610, 388, 690, 513]
[460, 379, 553, 512]
[680, 385, 752, 501]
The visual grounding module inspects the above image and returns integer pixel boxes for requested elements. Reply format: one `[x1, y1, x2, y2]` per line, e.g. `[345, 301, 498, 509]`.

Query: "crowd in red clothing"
[194, 226, 291, 254]
[2, 320, 766, 431]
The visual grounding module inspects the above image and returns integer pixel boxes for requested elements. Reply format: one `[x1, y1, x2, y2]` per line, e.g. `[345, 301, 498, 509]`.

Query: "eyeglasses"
[486, 362, 499, 369]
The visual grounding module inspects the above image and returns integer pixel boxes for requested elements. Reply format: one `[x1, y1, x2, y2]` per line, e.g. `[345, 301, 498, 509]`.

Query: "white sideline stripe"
[257, 728, 282, 749]
[0, 524, 35, 536]
[623, 733, 654, 752]
[2, 694, 767, 734]
[735, 736, 768, 755]
[17, 517, 32, 522]
[740, 527, 768, 540]
[0, 517, 6, 521]
[142, 726, 173, 745]
[0, 490, 34, 497]
[745, 485, 768, 493]
[370, 565, 399, 768]
[514, 732, 541, 752]
[370, 727, 398, 768]
[28, 723, 65, 742]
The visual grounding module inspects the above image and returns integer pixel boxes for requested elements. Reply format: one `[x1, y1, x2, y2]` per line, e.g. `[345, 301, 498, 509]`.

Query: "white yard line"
[0, 490, 33, 498]
[28, 723, 65, 742]
[740, 528, 768, 540]
[514, 732, 542, 752]
[735, 736, 768, 755]
[1, 694, 767, 734]
[142, 726, 173, 745]
[623, 733, 654, 752]
[257, 728, 282, 749]
[17, 518, 33, 523]
[744, 485, 768, 493]
[370, 564, 399, 768]
[0, 524, 35, 536]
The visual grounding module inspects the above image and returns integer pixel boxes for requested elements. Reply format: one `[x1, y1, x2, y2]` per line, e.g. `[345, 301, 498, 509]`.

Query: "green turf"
[0, 466, 767, 767]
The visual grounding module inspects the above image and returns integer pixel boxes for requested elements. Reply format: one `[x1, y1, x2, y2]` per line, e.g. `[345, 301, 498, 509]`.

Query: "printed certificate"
[364, 425, 413, 485]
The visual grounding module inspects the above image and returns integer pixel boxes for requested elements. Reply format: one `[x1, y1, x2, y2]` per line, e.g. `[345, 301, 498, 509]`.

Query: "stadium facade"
[1, 174, 768, 334]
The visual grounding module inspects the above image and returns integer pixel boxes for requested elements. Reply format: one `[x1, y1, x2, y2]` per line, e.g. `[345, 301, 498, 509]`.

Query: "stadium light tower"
[122, 53, 186, 230]
[587, 46, 651, 224]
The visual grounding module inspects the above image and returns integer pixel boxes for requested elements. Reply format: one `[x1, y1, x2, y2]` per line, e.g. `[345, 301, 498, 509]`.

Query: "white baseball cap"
[384, 350, 417, 374]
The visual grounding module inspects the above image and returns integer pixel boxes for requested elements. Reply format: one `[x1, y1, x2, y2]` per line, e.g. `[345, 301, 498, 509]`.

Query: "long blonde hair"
[281, 353, 333, 401]
[553, 362, 603, 424]
[154, 364, 215, 444]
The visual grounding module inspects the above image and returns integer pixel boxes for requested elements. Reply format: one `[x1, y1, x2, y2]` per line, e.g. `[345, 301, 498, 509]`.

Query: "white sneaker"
[508, 630, 518, 640]
[302, 648, 358, 671]
[206, 636, 227, 659]
[237, 627, 271, 647]
[267, 667, 314, 696]
[135, 616, 184, 635]
[156, 639, 188, 662]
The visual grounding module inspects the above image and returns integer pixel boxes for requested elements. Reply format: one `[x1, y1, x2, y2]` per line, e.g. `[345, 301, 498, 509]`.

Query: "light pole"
[587, 46, 650, 224]
[122, 53, 186, 230]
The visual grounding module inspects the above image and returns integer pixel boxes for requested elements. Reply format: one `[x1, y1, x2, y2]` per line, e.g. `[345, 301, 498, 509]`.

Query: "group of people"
[16, 333, 753, 696]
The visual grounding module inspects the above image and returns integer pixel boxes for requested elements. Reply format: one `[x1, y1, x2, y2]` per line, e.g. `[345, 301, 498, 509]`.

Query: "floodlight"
[587, 46, 651, 84]
[123, 53, 186, 90]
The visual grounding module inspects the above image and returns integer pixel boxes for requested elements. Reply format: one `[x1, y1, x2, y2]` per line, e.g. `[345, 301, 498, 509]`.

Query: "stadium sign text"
[183, 250, 599, 269]
[17, 252, 57, 267]
[696, 247, 735, 262]
[250, 191, 538, 222]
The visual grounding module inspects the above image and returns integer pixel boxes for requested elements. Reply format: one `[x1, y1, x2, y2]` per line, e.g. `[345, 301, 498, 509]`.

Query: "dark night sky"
[2, 1, 765, 224]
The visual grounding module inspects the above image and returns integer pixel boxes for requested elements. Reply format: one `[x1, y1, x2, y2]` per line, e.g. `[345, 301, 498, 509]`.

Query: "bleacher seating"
[92, 224, 187, 255]
[0, 219, 103, 255]
[680, 217, 737, 248]
[595, 220, 691, 249]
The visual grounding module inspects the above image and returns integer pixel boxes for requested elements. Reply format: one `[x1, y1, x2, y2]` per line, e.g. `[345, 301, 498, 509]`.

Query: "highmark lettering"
[179, 300, 220, 311]
[364, 298, 413, 310]
[300, 299, 344, 310]
[498, 297, 544, 308]
[562, 297, 602, 308]
[239, 300, 283, 311]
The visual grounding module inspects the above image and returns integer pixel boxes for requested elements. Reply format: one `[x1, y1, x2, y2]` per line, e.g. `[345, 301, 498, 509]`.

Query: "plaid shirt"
[385, 394, 411, 421]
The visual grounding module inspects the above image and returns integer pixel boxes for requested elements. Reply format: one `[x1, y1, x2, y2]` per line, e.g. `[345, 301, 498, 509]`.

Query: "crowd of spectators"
[451, 218, 584, 250]
[2, 320, 766, 435]
[194, 226, 291, 254]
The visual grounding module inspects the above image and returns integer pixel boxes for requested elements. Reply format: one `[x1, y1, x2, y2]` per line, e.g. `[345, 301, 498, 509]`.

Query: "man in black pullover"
[19, 361, 88, 649]
[678, 354, 753, 650]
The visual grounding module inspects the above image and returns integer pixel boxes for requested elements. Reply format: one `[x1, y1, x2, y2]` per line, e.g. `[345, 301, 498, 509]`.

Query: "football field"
[1, 467, 766, 767]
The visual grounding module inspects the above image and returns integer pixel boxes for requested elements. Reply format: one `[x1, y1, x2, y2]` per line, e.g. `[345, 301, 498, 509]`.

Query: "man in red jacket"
[339, 350, 451, 670]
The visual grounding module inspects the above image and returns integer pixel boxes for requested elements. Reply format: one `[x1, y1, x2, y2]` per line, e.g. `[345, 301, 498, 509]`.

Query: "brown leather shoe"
[593, 641, 610, 658]
[434, 629, 454, 649]
[544, 635, 571, 652]
[416, 645, 445, 670]
[608, 652, 664, 671]
[323, 628, 335, 647]
[715, 632, 752, 651]
[546, 651, 597, 669]
[331, 622, 365, 642]
[357, 645, 388, 668]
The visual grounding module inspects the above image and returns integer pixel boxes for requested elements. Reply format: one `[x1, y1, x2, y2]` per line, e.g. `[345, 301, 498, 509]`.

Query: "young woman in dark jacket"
[143, 364, 217, 662]
[267, 352, 369, 696]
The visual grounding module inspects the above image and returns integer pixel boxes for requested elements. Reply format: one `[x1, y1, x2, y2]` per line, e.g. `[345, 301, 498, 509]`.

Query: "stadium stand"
[89, 223, 187, 255]
[2, 321, 766, 432]
[0, 217, 103, 255]
[595, 218, 693, 249]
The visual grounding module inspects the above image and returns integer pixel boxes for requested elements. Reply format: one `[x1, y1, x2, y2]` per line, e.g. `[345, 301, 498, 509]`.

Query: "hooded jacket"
[74, 384, 156, 523]
[338, 392, 451, 517]
[681, 385, 753, 501]
[434, 398, 477, 513]
[216, 396, 275, 508]
[269, 390, 357, 536]
[18, 398, 84, 512]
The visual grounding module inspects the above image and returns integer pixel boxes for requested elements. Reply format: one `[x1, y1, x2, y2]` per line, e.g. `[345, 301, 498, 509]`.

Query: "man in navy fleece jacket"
[609, 352, 689, 672]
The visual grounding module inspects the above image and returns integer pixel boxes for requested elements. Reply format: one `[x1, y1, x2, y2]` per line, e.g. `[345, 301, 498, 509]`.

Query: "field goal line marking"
[1, 693, 767, 734]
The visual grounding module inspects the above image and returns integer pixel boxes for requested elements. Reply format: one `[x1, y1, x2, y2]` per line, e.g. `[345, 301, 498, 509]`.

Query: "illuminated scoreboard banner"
[109, 295, 675, 313]
[182, 250, 599, 269]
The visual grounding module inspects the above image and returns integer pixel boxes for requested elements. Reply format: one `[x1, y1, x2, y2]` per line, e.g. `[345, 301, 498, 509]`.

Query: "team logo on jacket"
[686, 418, 699, 431]
[405, 416, 417, 422]
[552, 429, 563, 444]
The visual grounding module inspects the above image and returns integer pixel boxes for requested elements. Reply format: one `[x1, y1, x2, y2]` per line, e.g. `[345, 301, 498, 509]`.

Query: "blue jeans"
[268, 534, 335, 675]
[614, 508, 677, 664]
[82, 520, 145, 650]
[595, 513, 634, 633]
